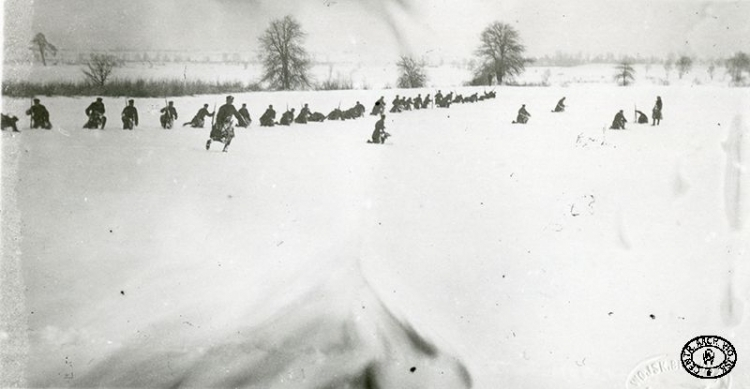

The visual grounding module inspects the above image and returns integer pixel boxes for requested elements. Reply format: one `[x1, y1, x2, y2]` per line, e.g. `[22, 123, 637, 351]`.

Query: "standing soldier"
[26, 98, 52, 129]
[652, 96, 663, 126]
[121, 99, 139, 130]
[259, 105, 276, 127]
[160, 101, 178, 129]
[84, 97, 107, 129]
[206, 95, 244, 152]
[238, 103, 252, 128]
[183, 104, 214, 128]
[368, 114, 390, 144]
[513, 104, 531, 124]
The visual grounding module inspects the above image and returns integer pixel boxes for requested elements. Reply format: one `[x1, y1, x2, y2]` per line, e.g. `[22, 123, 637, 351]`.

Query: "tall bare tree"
[396, 56, 427, 88]
[259, 15, 312, 90]
[613, 60, 636, 86]
[726, 52, 750, 85]
[676, 56, 693, 79]
[474, 22, 527, 85]
[31, 33, 57, 66]
[82, 54, 118, 87]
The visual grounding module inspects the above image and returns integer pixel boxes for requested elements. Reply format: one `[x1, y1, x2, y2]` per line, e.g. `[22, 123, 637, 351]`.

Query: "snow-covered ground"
[3, 61, 735, 90]
[1, 68, 749, 388]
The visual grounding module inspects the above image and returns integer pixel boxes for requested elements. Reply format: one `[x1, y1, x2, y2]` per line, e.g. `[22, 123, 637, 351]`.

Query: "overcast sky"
[3, 0, 750, 62]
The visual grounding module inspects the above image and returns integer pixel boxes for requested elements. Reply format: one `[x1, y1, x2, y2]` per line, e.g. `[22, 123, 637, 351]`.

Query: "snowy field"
[2, 70, 750, 388]
[3, 61, 735, 90]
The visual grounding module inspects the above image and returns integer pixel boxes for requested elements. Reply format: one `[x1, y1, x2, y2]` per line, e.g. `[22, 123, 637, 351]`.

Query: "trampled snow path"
[1, 84, 749, 388]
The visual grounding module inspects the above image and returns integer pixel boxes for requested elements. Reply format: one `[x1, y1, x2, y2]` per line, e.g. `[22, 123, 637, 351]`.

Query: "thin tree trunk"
[38, 45, 46, 66]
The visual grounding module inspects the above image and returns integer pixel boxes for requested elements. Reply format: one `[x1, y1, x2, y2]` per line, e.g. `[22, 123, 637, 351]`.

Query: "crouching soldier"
[295, 104, 311, 124]
[160, 101, 178, 129]
[183, 104, 214, 128]
[553, 97, 566, 112]
[635, 110, 649, 124]
[84, 97, 107, 129]
[368, 114, 390, 144]
[512, 104, 531, 124]
[238, 103, 252, 128]
[121, 99, 139, 130]
[279, 108, 295, 126]
[26, 98, 52, 129]
[610, 110, 627, 130]
[260, 105, 276, 127]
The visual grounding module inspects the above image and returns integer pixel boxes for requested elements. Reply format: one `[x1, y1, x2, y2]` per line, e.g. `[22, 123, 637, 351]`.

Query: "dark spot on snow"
[276, 241, 284, 246]
[109, 229, 113, 233]
[649, 314, 656, 320]
[120, 291, 125, 295]
[227, 194, 233, 199]
[502, 274, 506, 278]
[608, 312, 614, 316]
[678, 316, 685, 320]
[410, 367, 417, 373]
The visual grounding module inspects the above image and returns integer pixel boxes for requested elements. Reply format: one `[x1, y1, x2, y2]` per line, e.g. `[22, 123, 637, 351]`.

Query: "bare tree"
[613, 60, 636, 86]
[726, 52, 750, 85]
[396, 56, 427, 88]
[474, 22, 527, 85]
[707, 61, 716, 80]
[31, 33, 57, 66]
[82, 54, 118, 87]
[259, 15, 312, 90]
[663, 57, 674, 80]
[676, 56, 693, 79]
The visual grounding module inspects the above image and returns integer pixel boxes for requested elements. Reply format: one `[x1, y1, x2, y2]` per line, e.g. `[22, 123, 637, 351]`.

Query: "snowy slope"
[1, 83, 749, 388]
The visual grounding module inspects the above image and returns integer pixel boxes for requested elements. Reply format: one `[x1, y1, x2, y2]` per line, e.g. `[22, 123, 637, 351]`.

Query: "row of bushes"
[1, 78, 263, 98]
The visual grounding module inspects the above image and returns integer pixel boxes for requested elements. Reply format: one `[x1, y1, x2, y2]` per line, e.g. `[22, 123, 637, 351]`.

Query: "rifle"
[211, 102, 217, 130]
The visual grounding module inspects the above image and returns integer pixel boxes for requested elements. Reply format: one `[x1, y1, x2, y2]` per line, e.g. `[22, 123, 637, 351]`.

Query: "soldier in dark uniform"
[513, 104, 531, 124]
[635, 110, 649, 124]
[422, 94, 432, 109]
[370, 96, 386, 115]
[610, 110, 627, 130]
[237, 103, 252, 128]
[160, 101, 178, 129]
[295, 104, 311, 124]
[327, 107, 344, 121]
[369, 114, 390, 144]
[354, 101, 366, 118]
[183, 104, 214, 128]
[553, 97, 566, 112]
[413, 94, 422, 110]
[259, 105, 276, 127]
[435, 90, 444, 107]
[279, 108, 295, 126]
[84, 97, 106, 129]
[390, 95, 402, 113]
[652, 96, 663, 126]
[26, 98, 52, 129]
[121, 99, 139, 130]
[206, 95, 244, 152]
